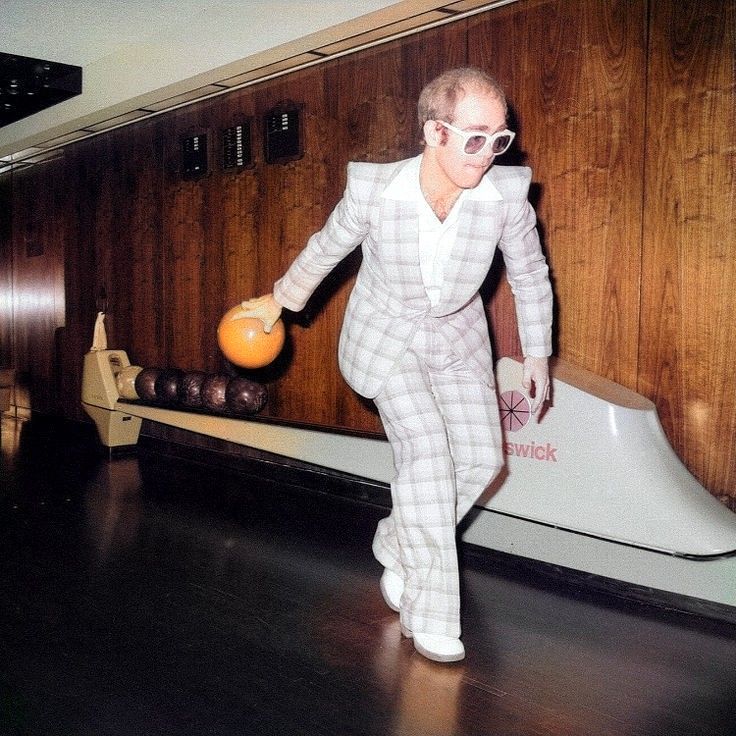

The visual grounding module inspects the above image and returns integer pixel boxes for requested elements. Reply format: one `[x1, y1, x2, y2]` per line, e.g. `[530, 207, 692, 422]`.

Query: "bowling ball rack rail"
[116, 396, 266, 420]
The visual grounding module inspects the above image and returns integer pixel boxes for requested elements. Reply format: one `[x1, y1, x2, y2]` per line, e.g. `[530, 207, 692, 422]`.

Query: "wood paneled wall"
[0, 175, 11, 369]
[473, 0, 648, 387]
[1, 0, 734, 508]
[639, 0, 736, 506]
[5, 159, 67, 414]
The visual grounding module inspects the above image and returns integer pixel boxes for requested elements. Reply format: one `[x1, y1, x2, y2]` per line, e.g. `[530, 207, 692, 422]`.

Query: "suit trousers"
[371, 319, 504, 638]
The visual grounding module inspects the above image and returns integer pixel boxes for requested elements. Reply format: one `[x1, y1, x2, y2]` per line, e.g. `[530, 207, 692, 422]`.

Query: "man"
[239, 68, 553, 662]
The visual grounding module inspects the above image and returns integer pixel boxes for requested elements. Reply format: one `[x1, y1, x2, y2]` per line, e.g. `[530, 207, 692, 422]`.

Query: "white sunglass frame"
[437, 120, 515, 156]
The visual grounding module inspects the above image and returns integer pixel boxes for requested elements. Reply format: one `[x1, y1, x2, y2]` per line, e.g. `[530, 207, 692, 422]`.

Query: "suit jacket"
[273, 156, 553, 399]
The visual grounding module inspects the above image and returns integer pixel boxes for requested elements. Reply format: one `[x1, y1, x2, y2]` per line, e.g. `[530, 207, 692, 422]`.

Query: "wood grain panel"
[10, 158, 67, 414]
[56, 145, 94, 421]
[111, 122, 166, 369]
[158, 100, 219, 372]
[217, 89, 261, 332]
[0, 174, 12, 369]
[59, 125, 166, 418]
[640, 0, 736, 502]
[469, 0, 647, 387]
[245, 65, 343, 427]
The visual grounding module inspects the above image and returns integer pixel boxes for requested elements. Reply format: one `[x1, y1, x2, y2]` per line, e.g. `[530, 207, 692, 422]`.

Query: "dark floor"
[1, 415, 735, 736]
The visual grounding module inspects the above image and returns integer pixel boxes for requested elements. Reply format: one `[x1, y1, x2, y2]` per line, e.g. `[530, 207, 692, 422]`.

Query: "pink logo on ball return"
[499, 390, 530, 432]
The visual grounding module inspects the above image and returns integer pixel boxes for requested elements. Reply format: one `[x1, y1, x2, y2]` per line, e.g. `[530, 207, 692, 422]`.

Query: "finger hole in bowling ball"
[135, 367, 163, 403]
[179, 371, 208, 409]
[225, 376, 268, 415]
[201, 374, 230, 413]
[155, 368, 184, 405]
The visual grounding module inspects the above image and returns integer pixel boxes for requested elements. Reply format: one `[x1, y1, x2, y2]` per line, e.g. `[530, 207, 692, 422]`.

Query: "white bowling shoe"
[400, 623, 465, 663]
[379, 568, 403, 612]
[381, 568, 465, 662]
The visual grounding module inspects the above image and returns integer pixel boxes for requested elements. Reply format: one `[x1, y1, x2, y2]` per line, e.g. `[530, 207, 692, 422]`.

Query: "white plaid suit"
[274, 155, 552, 636]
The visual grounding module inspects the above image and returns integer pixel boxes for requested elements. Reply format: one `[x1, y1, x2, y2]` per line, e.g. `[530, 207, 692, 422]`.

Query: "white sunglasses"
[437, 120, 515, 156]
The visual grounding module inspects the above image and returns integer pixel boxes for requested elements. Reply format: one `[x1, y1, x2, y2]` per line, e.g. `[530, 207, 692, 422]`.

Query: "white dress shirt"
[382, 154, 503, 305]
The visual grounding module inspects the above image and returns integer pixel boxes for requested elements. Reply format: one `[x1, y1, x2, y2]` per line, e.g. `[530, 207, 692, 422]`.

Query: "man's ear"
[423, 120, 442, 148]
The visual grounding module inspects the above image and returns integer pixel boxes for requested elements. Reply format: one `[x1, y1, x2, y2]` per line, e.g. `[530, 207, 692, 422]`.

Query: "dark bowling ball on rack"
[225, 376, 268, 415]
[155, 368, 183, 405]
[201, 374, 230, 413]
[179, 371, 208, 409]
[135, 367, 162, 403]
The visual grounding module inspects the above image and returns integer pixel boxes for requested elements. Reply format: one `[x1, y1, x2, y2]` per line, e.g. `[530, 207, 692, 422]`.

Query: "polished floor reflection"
[1, 415, 735, 736]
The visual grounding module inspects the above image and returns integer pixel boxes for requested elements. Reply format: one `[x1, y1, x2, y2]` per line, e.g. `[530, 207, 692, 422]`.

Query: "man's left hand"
[522, 356, 550, 416]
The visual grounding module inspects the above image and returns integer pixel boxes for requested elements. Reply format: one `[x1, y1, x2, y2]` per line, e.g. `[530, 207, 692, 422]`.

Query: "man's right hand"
[236, 294, 283, 334]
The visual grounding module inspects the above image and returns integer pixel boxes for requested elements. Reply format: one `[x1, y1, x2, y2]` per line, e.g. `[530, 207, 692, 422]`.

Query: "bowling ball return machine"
[81, 338, 736, 623]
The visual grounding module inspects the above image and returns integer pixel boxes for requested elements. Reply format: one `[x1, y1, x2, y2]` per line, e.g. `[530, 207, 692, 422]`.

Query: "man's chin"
[460, 168, 489, 189]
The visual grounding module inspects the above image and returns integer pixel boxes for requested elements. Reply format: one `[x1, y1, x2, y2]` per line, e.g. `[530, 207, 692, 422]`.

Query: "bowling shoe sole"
[399, 623, 465, 663]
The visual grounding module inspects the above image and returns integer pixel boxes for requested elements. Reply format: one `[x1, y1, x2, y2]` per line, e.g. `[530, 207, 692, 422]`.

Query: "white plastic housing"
[481, 358, 736, 557]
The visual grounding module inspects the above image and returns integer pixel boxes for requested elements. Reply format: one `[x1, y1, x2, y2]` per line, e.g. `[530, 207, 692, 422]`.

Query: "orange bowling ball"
[217, 306, 285, 369]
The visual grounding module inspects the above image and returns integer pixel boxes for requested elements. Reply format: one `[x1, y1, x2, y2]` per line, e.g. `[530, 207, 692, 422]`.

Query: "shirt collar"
[382, 153, 503, 202]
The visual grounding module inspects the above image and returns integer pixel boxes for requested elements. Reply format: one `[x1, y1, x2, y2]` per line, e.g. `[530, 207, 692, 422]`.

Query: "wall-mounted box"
[264, 102, 303, 164]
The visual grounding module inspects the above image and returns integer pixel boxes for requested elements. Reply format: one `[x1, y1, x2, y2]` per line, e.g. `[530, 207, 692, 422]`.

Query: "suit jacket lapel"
[436, 199, 503, 309]
[379, 189, 429, 305]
